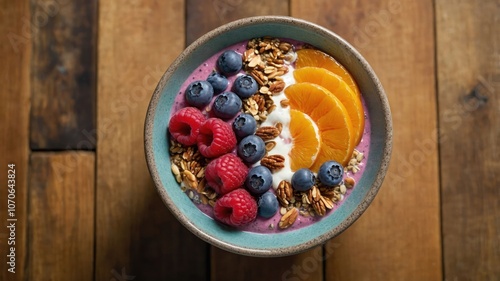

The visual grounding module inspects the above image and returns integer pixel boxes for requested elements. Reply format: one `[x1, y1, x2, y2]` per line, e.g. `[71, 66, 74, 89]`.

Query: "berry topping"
[207, 71, 229, 94]
[291, 168, 315, 191]
[232, 74, 258, 98]
[214, 189, 257, 226]
[168, 107, 206, 146]
[197, 118, 237, 158]
[205, 154, 248, 195]
[257, 192, 279, 218]
[237, 135, 266, 164]
[185, 80, 214, 108]
[232, 113, 257, 139]
[217, 50, 243, 75]
[212, 92, 242, 119]
[318, 161, 344, 186]
[245, 165, 273, 195]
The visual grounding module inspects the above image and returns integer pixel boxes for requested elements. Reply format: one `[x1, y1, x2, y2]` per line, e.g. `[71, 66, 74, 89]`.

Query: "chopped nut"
[321, 196, 335, 209]
[275, 122, 283, 133]
[280, 99, 290, 107]
[340, 184, 347, 195]
[345, 177, 355, 189]
[356, 152, 364, 162]
[279, 208, 298, 229]
[265, 141, 276, 151]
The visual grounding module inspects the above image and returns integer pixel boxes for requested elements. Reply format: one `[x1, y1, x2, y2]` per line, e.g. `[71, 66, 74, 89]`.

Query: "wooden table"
[1, 0, 499, 280]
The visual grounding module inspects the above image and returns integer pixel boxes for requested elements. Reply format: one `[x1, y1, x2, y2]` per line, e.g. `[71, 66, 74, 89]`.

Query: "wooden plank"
[185, 1, 321, 280]
[212, 247, 324, 281]
[436, 0, 500, 279]
[0, 0, 30, 280]
[291, 0, 442, 280]
[29, 0, 97, 150]
[96, 1, 210, 280]
[186, 0, 288, 45]
[28, 152, 94, 281]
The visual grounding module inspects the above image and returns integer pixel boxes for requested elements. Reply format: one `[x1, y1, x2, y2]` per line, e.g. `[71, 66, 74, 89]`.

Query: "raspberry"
[168, 107, 206, 146]
[197, 118, 237, 158]
[214, 189, 257, 226]
[205, 154, 248, 195]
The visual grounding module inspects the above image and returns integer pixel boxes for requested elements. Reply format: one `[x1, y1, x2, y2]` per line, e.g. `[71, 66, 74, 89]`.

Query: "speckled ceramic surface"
[144, 16, 392, 257]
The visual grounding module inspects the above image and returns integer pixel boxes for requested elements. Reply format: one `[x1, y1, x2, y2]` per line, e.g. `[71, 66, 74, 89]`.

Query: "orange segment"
[295, 48, 361, 97]
[294, 67, 365, 145]
[289, 109, 320, 171]
[285, 83, 354, 170]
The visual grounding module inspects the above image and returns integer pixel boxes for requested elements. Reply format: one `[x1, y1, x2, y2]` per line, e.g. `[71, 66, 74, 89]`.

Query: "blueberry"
[318, 161, 344, 186]
[232, 113, 257, 139]
[237, 135, 266, 164]
[245, 165, 273, 195]
[232, 75, 258, 98]
[207, 71, 229, 94]
[257, 192, 279, 218]
[291, 168, 315, 191]
[217, 50, 243, 75]
[212, 92, 242, 119]
[185, 80, 214, 108]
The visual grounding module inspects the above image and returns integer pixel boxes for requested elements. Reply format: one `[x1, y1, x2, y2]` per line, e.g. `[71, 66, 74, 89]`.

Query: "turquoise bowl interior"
[145, 16, 392, 257]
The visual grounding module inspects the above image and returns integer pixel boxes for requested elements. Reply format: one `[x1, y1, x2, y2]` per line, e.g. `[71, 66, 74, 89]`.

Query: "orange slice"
[295, 48, 361, 97]
[285, 82, 354, 170]
[294, 67, 365, 145]
[289, 109, 321, 171]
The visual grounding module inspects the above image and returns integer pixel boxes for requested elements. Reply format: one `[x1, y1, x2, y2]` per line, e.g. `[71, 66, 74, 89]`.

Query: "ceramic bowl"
[145, 16, 392, 257]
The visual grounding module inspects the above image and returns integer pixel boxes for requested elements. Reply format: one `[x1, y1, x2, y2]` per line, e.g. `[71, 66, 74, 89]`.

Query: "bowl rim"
[145, 15, 393, 257]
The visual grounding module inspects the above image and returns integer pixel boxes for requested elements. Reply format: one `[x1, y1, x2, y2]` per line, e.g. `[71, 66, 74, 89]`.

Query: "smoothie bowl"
[145, 16, 392, 257]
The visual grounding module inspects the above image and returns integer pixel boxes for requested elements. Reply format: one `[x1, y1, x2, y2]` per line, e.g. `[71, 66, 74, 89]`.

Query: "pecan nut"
[260, 155, 285, 171]
[256, 126, 280, 141]
[276, 180, 293, 206]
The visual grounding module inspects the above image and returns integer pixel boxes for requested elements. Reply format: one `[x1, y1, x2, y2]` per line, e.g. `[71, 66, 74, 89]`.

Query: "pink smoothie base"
[170, 39, 371, 233]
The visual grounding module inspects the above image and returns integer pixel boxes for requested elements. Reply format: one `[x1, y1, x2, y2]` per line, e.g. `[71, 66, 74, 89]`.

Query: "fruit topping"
[285, 82, 354, 169]
[257, 192, 279, 218]
[295, 48, 361, 97]
[291, 168, 315, 191]
[289, 109, 320, 171]
[205, 153, 248, 195]
[232, 113, 257, 139]
[237, 135, 266, 164]
[212, 92, 242, 119]
[245, 165, 273, 195]
[294, 67, 364, 145]
[185, 80, 214, 108]
[168, 107, 206, 146]
[207, 71, 229, 94]
[318, 161, 344, 186]
[232, 74, 259, 98]
[214, 189, 257, 226]
[197, 118, 237, 158]
[217, 50, 243, 76]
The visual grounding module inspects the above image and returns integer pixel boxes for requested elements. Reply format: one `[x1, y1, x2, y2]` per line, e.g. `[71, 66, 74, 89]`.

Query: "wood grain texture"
[0, 0, 30, 280]
[186, 0, 288, 45]
[211, 247, 323, 281]
[96, 0, 209, 280]
[29, 0, 97, 150]
[28, 152, 94, 281]
[291, 0, 442, 280]
[436, 1, 500, 280]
